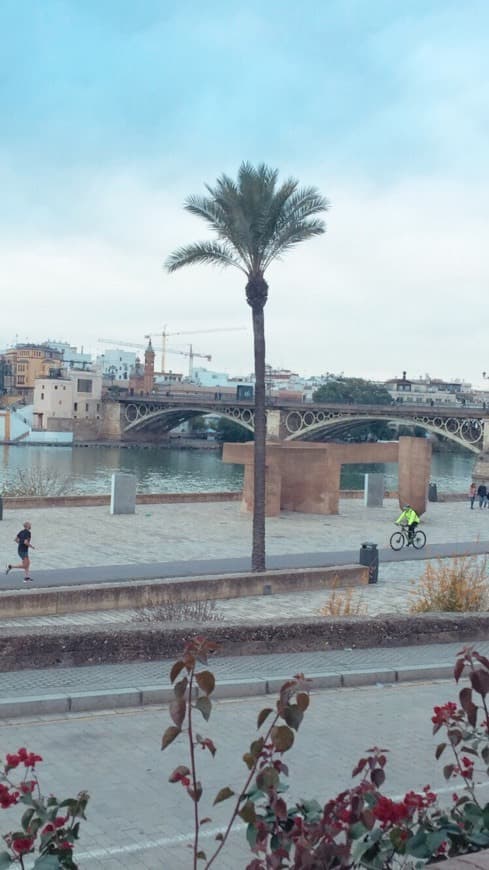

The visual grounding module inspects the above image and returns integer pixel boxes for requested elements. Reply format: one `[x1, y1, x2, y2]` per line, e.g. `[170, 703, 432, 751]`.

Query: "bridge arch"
[284, 412, 482, 453]
[122, 403, 255, 435]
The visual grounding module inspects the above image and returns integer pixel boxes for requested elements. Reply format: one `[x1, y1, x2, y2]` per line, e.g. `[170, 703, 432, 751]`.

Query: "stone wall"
[1, 613, 488, 671]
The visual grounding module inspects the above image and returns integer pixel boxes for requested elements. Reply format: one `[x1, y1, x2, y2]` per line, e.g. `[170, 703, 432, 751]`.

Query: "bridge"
[103, 395, 489, 454]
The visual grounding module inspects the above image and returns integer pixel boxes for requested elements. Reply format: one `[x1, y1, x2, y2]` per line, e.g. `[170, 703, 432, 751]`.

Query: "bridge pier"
[223, 437, 431, 517]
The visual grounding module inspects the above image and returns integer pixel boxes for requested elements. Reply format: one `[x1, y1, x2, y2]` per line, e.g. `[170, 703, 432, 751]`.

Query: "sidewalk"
[1, 639, 486, 719]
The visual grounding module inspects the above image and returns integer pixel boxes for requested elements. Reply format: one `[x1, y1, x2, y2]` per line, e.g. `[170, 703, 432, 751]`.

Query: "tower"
[143, 338, 155, 394]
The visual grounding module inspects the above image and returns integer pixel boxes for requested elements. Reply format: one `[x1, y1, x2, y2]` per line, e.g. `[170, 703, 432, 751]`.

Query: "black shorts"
[18, 548, 28, 559]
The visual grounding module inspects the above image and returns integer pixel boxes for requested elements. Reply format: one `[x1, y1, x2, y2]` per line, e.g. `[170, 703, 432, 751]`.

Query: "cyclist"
[395, 504, 420, 545]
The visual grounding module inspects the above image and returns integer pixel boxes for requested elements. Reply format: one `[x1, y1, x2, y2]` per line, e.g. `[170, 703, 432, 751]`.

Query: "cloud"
[0, 164, 487, 385]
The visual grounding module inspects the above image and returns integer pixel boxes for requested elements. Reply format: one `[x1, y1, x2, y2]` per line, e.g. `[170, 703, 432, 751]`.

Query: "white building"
[382, 372, 474, 405]
[96, 349, 136, 381]
[46, 340, 93, 369]
[33, 368, 103, 431]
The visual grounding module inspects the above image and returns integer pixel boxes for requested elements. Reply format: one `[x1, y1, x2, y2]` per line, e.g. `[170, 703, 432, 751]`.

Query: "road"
[3, 538, 488, 589]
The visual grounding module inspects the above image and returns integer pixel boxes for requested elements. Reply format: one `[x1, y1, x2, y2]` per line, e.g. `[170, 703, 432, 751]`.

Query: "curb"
[0, 663, 454, 719]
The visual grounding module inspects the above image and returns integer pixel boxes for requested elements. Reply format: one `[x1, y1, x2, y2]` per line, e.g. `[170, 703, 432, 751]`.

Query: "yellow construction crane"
[98, 337, 212, 379]
[143, 325, 246, 373]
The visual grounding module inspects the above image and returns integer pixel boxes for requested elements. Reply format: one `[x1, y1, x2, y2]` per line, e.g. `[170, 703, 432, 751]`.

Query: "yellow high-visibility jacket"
[396, 508, 420, 526]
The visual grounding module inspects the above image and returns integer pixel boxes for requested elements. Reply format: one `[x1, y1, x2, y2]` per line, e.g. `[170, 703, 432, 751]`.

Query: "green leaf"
[405, 829, 430, 859]
[283, 704, 303, 731]
[21, 807, 35, 831]
[161, 725, 181, 750]
[174, 677, 188, 699]
[213, 787, 235, 805]
[0, 852, 11, 869]
[246, 822, 258, 849]
[169, 697, 186, 729]
[469, 832, 489, 847]
[170, 660, 186, 683]
[257, 708, 273, 729]
[195, 696, 212, 722]
[239, 800, 256, 824]
[257, 766, 279, 790]
[443, 763, 455, 780]
[195, 670, 215, 696]
[271, 725, 294, 753]
[425, 830, 448, 854]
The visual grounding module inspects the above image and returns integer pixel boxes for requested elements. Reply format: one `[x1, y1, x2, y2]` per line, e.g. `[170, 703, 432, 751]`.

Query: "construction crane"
[143, 325, 246, 373]
[98, 337, 211, 379]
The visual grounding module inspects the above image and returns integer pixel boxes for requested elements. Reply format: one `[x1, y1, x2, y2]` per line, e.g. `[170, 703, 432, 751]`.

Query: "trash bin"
[428, 482, 438, 502]
[359, 542, 378, 585]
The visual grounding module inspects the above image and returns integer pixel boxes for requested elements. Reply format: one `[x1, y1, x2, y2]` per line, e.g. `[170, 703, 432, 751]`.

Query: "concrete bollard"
[364, 473, 384, 508]
[110, 473, 137, 515]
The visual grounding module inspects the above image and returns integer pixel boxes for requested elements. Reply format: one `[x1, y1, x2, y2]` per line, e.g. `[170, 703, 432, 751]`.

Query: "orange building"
[4, 344, 63, 399]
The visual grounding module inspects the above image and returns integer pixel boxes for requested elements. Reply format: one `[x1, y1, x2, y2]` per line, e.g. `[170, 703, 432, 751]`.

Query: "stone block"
[364, 473, 384, 507]
[69, 689, 141, 712]
[0, 694, 70, 718]
[110, 473, 137, 515]
[212, 679, 267, 699]
[342, 669, 397, 687]
[140, 686, 175, 706]
[396, 664, 453, 682]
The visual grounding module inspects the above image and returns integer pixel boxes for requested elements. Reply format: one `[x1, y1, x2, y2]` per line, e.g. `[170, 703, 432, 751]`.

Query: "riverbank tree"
[166, 162, 329, 570]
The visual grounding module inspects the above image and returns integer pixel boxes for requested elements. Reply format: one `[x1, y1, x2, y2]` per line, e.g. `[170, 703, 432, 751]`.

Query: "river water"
[0, 444, 476, 495]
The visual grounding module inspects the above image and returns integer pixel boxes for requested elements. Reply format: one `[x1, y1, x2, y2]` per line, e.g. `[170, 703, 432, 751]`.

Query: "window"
[74, 402, 78, 411]
[17, 376, 25, 384]
[54, 385, 58, 390]
[85, 403, 89, 412]
[96, 403, 100, 412]
[77, 379, 92, 393]
[41, 392, 44, 400]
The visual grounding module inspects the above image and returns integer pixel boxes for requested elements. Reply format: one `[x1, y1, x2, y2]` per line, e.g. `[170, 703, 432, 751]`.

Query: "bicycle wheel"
[390, 531, 405, 551]
[413, 530, 426, 549]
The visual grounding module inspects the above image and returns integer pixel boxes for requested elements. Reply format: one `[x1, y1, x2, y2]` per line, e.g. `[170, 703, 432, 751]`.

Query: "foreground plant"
[163, 637, 489, 868]
[0, 748, 88, 869]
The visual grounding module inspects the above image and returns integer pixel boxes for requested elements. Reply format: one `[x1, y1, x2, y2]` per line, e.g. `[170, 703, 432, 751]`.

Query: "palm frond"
[262, 218, 326, 269]
[165, 241, 246, 274]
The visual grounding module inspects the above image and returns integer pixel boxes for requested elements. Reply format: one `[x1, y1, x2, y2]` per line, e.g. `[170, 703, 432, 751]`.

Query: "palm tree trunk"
[251, 303, 266, 571]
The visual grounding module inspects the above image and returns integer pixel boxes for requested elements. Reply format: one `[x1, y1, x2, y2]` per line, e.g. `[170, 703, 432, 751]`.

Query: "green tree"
[165, 163, 328, 570]
[313, 377, 393, 405]
[215, 417, 254, 443]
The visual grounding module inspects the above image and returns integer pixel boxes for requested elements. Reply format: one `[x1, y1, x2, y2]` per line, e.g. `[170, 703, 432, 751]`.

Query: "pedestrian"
[477, 482, 487, 509]
[5, 521, 34, 582]
[469, 482, 476, 509]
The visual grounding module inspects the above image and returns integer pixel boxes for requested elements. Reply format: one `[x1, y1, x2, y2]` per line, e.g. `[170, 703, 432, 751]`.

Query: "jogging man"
[395, 505, 420, 545]
[6, 521, 35, 582]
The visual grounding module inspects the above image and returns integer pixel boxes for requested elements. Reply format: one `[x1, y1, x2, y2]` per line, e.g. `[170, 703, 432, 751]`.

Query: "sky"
[1, 0, 488, 383]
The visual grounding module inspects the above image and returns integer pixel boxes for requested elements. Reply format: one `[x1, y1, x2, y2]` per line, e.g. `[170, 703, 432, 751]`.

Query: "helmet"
[403, 504, 410, 510]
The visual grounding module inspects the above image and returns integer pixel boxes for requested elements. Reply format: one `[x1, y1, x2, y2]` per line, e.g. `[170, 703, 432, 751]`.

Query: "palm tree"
[165, 162, 329, 571]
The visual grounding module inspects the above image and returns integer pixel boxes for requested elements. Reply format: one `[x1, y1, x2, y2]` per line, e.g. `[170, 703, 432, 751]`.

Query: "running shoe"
[23, 577, 33, 583]
[5, 565, 11, 575]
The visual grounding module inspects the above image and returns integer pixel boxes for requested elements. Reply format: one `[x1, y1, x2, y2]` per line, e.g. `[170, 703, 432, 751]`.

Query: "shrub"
[162, 638, 489, 868]
[409, 554, 489, 613]
[133, 598, 223, 624]
[320, 587, 368, 617]
[2, 469, 71, 497]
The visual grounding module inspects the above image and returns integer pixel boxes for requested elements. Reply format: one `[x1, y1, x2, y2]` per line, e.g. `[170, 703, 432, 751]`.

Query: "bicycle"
[389, 524, 426, 551]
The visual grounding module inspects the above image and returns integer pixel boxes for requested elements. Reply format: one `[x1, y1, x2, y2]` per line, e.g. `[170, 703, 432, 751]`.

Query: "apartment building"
[33, 369, 103, 431]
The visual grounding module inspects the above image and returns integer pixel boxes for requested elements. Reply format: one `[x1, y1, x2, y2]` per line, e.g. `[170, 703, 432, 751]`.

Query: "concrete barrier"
[0, 564, 368, 617]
